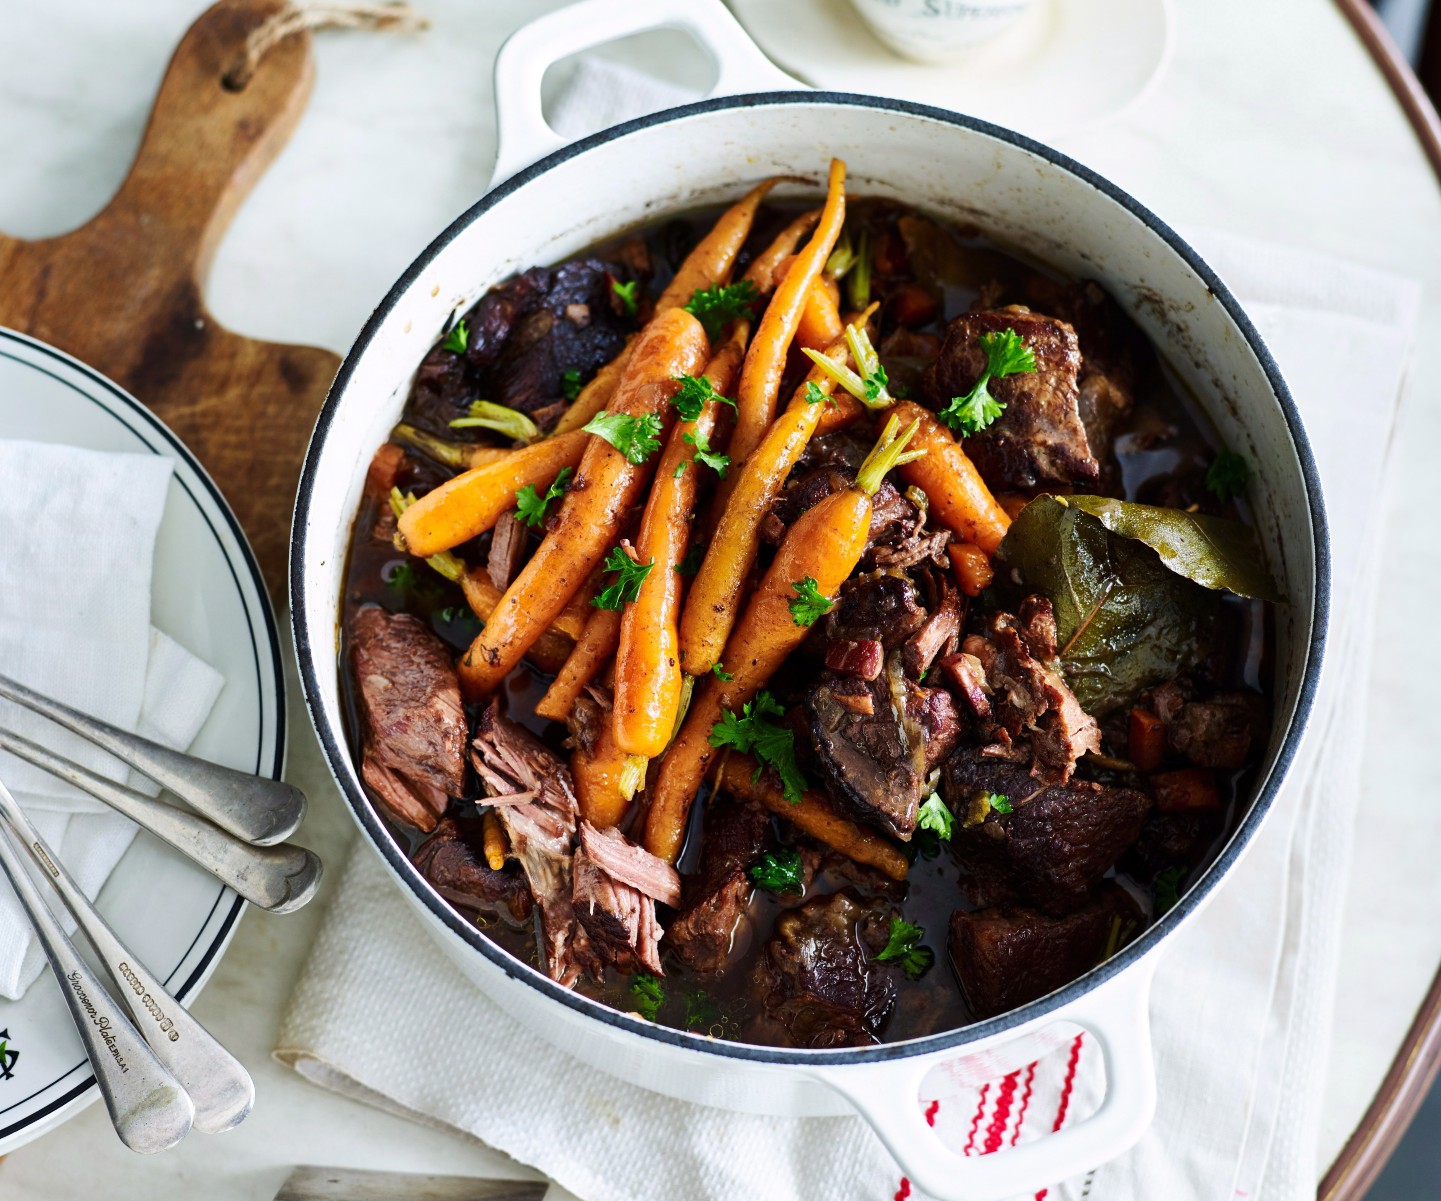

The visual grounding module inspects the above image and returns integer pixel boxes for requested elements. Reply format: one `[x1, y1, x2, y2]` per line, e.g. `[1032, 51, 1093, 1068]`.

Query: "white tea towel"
[274, 57, 1422, 1201]
[0, 440, 226, 999]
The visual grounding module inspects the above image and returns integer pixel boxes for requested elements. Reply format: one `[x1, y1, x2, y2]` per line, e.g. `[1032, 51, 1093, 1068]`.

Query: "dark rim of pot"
[290, 91, 1331, 1068]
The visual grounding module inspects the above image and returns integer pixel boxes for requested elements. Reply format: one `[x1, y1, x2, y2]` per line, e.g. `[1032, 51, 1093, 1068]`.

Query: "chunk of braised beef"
[1167, 692, 1266, 769]
[406, 261, 631, 436]
[949, 886, 1137, 1019]
[826, 571, 928, 651]
[751, 891, 896, 1048]
[412, 816, 533, 923]
[350, 606, 468, 833]
[906, 684, 963, 771]
[1120, 810, 1221, 881]
[667, 794, 770, 974]
[1020, 278, 1138, 470]
[944, 752, 1151, 915]
[938, 651, 992, 721]
[808, 661, 924, 840]
[487, 512, 529, 590]
[572, 848, 665, 975]
[903, 579, 962, 678]
[922, 306, 1098, 489]
[563, 686, 608, 758]
[825, 637, 885, 681]
[964, 599, 1101, 786]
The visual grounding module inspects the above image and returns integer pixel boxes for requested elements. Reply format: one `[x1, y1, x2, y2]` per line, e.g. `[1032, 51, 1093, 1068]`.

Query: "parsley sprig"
[938, 327, 1036, 436]
[988, 792, 1014, 815]
[612, 278, 640, 316]
[441, 318, 468, 354]
[672, 374, 737, 421]
[1205, 450, 1249, 503]
[684, 281, 758, 340]
[561, 369, 584, 401]
[711, 662, 733, 682]
[875, 918, 934, 980]
[630, 972, 665, 1021]
[515, 467, 572, 529]
[582, 410, 664, 464]
[591, 545, 654, 611]
[916, 793, 954, 841]
[749, 847, 804, 894]
[710, 691, 808, 804]
[803, 381, 837, 409]
[788, 577, 833, 627]
[683, 429, 730, 478]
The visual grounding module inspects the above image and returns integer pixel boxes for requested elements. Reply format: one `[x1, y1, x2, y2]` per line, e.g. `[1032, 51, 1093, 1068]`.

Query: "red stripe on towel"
[894, 1176, 911, 1200]
[1051, 1034, 1085, 1132]
[963, 1082, 990, 1155]
[1012, 1061, 1037, 1146]
[924, 1099, 940, 1127]
[983, 1070, 1021, 1153]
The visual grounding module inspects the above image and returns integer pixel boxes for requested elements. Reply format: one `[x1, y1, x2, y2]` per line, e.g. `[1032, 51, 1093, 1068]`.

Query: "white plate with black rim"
[0, 329, 284, 1154]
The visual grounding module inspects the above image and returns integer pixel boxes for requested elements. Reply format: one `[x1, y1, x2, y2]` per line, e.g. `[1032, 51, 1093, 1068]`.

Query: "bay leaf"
[1060, 495, 1283, 602]
[996, 495, 1222, 715]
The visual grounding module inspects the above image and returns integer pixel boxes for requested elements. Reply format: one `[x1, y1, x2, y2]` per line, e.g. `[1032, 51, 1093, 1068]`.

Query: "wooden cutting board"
[0, 0, 340, 599]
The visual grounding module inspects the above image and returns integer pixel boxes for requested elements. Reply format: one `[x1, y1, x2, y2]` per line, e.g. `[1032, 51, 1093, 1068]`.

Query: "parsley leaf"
[863, 361, 890, 403]
[385, 561, 419, 593]
[675, 543, 705, 577]
[582, 410, 664, 464]
[988, 792, 1013, 815]
[561, 369, 584, 401]
[916, 793, 954, 840]
[591, 545, 654, 610]
[674, 460, 687, 478]
[875, 918, 935, 980]
[709, 691, 808, 804]
[684, 280, 759, 340]
[515, 467, 572, 529]
[1205, 450, 1250, 503]
[712, 661, 733, 681]
[749, 847, 805, 894]
[672, 374, 736, 421]
[1154, 866, 1185, 916]
[803, 381, 827, 407]
[441, 319, 468, 354]
[788, 577, 834, 627]
[685, 990, 721, 1031]
[938, 327, 1036, 436]
[630, 972, 665, 1021]
[683, 429, 730, 477]
[612, 278, 639, 316]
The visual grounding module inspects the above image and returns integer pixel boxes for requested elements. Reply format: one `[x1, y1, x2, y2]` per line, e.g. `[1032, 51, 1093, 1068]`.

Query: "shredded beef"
[412, 816, 533, 922]
[667, 795, 769, 974]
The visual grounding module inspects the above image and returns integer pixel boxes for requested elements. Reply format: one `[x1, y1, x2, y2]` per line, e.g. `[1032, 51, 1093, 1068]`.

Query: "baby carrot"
[613, 328, 746, 759]
[646, 416, 924, 862]
[731, 159, 848, 467]
[774, 255, 844, 351]
[458, 309, 709, 699]
[743, 209, 821, 294]
[572, 719, 637, 829]
[891, 399, 1011, 554]
[655, 178, 781, 312]
[534, 606, 622, 724]
[397, 431, 588, 557]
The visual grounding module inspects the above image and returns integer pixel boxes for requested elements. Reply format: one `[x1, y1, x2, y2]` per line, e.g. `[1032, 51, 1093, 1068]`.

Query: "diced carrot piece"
[1151, 768, 1220, 812]
[1129, 708, 1166, 772]
[890, 283, 939, 328]
[947, 542, 994, 597]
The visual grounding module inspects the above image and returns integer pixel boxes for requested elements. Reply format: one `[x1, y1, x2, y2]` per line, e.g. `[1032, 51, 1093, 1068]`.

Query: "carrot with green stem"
[645, 415, 925, 863]
[730, 159, 848, 467]
[680, 307, 883, 677]
[457, 308, 709, 699]
[396, 431, 588, 557]
[889, 399, 1011, 554]
[613, 328, 746, 761]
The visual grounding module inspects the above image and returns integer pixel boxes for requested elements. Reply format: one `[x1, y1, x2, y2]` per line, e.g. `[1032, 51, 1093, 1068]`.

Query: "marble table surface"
[1, 0, 1439, 1196]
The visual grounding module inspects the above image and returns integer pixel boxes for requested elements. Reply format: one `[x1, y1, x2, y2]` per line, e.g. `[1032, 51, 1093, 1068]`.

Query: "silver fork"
[0, 774, 254, 1133]
[0, 799, 194, 1152]
[0, 727, 322, 913]
[0, 671, 306, 846]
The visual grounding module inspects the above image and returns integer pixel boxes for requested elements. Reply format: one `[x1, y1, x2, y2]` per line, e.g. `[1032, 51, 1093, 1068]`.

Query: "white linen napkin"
[0, 439, 225, 999]
[273, 60, 1421, 1201]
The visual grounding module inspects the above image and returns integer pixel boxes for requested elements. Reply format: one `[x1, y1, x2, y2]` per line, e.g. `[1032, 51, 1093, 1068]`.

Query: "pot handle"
[804, 960, 1159, 1201]
[490, 0, 799, 187]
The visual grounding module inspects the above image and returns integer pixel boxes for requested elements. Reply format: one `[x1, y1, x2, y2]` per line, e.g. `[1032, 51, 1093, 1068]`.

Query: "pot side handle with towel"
[804, 959, 1159, 1200]
[489, 0, 799, 186]
[490, 2, 1162, 1196]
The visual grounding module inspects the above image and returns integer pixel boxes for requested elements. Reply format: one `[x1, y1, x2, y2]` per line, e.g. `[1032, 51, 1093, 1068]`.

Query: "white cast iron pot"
[291, 3, 1329, 1197]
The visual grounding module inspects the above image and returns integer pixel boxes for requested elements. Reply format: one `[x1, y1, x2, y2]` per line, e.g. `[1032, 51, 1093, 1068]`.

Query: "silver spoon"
[0, 806, 194, 1152]
[0, 728, 322, 913]
[0, 671, 306, 846]
[0, 775, 254, 1133]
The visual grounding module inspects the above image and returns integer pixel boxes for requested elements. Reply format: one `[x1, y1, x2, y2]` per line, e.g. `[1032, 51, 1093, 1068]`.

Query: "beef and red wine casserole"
[341, 161, 1280, 1048]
